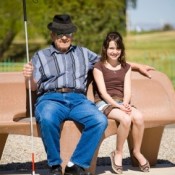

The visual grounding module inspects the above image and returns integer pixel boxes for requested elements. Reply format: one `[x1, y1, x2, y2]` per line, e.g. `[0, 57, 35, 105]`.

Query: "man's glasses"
[56, 33, 73, 39]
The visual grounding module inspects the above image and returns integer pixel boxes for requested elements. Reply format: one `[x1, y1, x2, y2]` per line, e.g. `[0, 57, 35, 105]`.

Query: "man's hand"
[138, 64, 155, 79]
[23, 62, 33, 79]
[22, 62, 37, 91]
[129, 62, 155, 79]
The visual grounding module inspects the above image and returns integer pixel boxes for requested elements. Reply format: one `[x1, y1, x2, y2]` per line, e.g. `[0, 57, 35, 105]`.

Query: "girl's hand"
[119, 103, 132, 114]
[123, 103, 132, 111]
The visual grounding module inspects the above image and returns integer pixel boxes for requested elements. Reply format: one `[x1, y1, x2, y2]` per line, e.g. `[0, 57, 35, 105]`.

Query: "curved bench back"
[131, 70, 175, 127]
[0, 70, 175, 127]
[0, 72, 26, 121]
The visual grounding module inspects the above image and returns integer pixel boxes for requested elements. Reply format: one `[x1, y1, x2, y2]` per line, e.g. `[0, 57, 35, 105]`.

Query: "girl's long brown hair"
[101, 31, 126, 67]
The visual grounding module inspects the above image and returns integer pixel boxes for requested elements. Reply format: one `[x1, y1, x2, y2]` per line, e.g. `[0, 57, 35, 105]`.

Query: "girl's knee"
[121, 115, 132, 128]
[132, 112, 144, 126]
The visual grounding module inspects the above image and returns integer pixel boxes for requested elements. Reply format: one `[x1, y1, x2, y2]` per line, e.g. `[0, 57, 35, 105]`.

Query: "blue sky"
[127, 0, 175, 31]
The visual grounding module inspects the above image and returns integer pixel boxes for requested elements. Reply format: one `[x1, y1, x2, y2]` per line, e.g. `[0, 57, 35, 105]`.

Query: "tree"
[0, 0, 48, 61]
[127, 0, 137, 8]
[126, 0, 137, 33]
[0, 0, 22, 60]
[0, 0, 127, 61]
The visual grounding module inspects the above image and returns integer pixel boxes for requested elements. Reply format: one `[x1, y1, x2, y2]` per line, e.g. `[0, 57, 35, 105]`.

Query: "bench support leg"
[60, 122, 82, 173]
[0, 133, 8, 160]
[88, 137, 104, 175]
[127, 126, 164, 166]
[89, 147, 99, 175]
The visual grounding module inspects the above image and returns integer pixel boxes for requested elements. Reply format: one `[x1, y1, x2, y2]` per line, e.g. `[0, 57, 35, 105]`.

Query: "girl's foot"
[132, 151, 150, 172]
[110, 151, 123, 174]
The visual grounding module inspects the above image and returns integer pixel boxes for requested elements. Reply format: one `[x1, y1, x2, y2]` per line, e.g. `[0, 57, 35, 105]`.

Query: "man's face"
[51, 32, 73, 52]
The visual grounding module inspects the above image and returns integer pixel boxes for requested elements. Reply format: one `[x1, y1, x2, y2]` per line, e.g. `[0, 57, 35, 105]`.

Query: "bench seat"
[0, 70, 175, 174]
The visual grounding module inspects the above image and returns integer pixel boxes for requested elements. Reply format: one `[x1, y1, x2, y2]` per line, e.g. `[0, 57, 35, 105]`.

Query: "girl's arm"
[123, 67, 132, 104]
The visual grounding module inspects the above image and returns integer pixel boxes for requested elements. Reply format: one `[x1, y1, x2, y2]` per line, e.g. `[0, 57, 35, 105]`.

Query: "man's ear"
[50, 32, 55, 41]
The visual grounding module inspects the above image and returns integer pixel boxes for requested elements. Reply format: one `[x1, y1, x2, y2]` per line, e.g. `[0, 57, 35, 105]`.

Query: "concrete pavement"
[96, 164, 175, 175]
[1, 126, 175, 174]
[0, 164, 175, 175]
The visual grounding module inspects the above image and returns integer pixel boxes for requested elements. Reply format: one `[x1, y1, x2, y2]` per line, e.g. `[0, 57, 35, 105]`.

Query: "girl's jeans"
[35, 92, 108, 168]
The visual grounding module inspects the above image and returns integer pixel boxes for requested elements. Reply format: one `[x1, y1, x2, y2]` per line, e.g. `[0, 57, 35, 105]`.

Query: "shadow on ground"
[0, 157, 174, 172]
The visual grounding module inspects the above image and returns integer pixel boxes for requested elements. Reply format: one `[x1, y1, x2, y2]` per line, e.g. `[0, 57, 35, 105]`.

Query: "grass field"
[125, 30, 175, 62]
[125, 30, 175, 87]
[0, 30, 175, 87]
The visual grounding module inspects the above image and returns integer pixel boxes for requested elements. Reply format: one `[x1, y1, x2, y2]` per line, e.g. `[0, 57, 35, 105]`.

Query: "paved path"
[0, 125, 175, 174]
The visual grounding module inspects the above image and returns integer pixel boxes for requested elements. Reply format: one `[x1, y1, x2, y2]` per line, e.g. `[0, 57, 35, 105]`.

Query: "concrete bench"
[0, 70, 175, 174]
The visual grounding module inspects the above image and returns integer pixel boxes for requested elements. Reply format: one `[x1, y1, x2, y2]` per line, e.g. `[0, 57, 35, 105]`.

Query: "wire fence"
[0, 62, 24, 72]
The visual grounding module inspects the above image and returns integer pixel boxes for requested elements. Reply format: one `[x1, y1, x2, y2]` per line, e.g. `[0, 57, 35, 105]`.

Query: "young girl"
[93, 32, 150, 174]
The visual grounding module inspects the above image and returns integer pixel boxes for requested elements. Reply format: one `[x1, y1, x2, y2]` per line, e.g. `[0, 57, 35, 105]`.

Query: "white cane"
[22, 0, 35, 174]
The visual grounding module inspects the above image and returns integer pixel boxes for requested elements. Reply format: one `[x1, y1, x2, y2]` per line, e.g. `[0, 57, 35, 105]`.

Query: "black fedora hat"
[47, 14, 77, 34]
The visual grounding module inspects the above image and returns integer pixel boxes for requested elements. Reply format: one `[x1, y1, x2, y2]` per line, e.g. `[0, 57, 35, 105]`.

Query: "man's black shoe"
[50, 165, 62, 175]
[64, 164, 92, 175]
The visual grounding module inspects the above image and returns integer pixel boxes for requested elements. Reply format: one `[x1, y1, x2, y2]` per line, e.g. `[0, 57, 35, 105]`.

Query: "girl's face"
[107, 41, 121, 61]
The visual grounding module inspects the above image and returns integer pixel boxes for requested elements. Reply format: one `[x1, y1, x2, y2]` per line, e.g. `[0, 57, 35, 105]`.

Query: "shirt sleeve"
[94, 61, 102, 71]
[31, 52, 42, 84]
[125, 63, 131, 72]
[84, 48, 101, 70]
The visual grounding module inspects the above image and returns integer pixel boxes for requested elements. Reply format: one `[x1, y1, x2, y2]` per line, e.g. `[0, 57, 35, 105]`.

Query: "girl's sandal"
[139, 160, 150, 172]
[132, 151, 150, 172]
[110, 151, 123, 174]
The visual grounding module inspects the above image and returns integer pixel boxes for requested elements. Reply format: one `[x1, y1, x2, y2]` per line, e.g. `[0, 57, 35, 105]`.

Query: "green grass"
[125, 30, 175, 87]
[0, 62, 24, 72]
[125, 31, 175, 59]
[0, 30, 175, 87]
